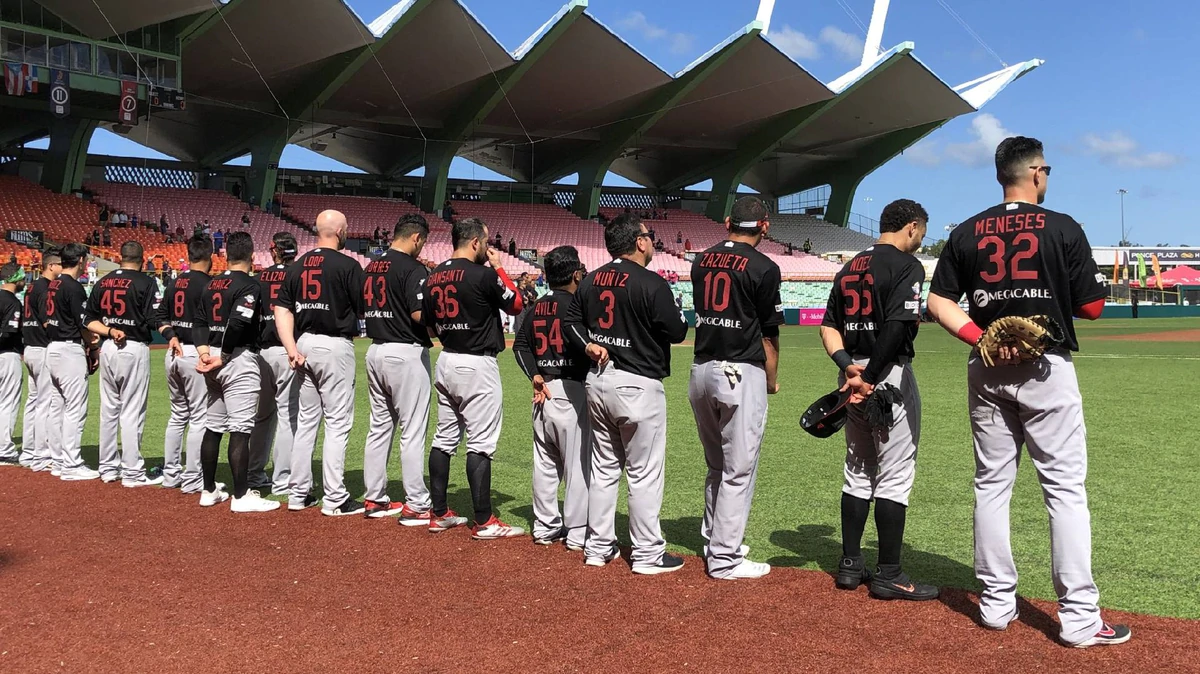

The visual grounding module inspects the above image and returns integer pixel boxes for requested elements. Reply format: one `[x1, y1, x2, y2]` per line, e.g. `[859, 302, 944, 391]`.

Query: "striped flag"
[3, 63, 38, 96]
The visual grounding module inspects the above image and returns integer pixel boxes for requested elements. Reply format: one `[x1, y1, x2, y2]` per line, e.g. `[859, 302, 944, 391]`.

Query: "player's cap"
[800, 388, 852, 438]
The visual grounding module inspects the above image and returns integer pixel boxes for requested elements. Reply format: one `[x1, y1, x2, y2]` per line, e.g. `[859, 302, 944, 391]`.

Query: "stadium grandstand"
[0, 0, 1042, 318]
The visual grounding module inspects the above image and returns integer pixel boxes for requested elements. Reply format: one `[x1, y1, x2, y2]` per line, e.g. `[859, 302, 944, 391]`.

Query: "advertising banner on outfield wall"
[1127, 248, 1200, 264]
[797, 309, 826, 326]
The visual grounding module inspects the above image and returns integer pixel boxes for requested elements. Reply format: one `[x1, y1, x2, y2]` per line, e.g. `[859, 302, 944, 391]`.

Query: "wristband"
[956, 322, 984, 346]
[831, 349, 854, 372]
[161, 326, 176, 341]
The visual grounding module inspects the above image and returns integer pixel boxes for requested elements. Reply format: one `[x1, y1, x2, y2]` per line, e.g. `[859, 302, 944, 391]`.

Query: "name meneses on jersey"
[972, 287, 1053, 308]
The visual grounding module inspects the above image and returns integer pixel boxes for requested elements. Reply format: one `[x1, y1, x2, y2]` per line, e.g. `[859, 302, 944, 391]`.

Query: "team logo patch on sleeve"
[905, 301, 919, 312]
[912, 282, 922, 298]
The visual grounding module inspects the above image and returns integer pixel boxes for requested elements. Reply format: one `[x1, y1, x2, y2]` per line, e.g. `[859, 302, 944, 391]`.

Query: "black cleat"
[869, 568, 939, 601]
[632, 553, 685, 576]
[1071, 623, 1132, 648]
[835, 555, 872, 590]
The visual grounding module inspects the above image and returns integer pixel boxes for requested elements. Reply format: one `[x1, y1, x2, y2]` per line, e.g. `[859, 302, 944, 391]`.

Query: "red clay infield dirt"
[2, 470, 1197, 674]
[1095, 328, 1200, 342]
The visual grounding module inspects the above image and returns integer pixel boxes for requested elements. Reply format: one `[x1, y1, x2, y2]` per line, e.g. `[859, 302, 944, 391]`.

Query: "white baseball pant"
[249, 346, 298, 492]
[97, 340, 151, 481]
[289, 333, 357, 510]
[19, 345, 48, 469]
[0, 352, 22, 462]
[45, 341, 89, 475]
[205, 349, 261, 435]
[431, 351, 502, 458]
[839, 357, 921, 507]
[362, 342, 431, 508]
[163, 345, 206, 492]
[531, 378, 590, 547]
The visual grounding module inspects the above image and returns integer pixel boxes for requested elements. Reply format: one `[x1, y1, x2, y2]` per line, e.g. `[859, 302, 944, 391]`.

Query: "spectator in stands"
[508, 238, 517, 256]
[175, 223, 185, 241]
[803, 238, 812, 254]
[90, 227, 100, 246]
[179, 258, 188, 273]
[648, 228, 656, 241]
[442, 199, 455, 221]
[147, 257, 156, 275]
[202, 219, 211, 236]
[232, 182, 242, 199]
[193, 221, 203, 237]
[372, 226, 382, 244]
[685, 238, 692, 251]
[214, 229, 225, 254]
[99, 205, 109, 226]
[102, 226, 112, 247]
[494, 232, 503, 249]
[785, 241, 794, 255]
[130, 213, 139, 229]
[241, 213, 250, 230]
[160, 214, 169, 237]
[676, 231, 683, 244]
[162, 258, 171, 280]
[6, 253, 16, 267]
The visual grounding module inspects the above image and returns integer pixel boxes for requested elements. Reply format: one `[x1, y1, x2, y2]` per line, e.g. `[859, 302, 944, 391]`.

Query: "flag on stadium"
[4, 63, 38, 96]
[1136, 253, 1147, 283]
[49, 68, 70, 118]
[1151, 254, 1163, 290]
[1112, 250, 1120, 285]
[118, 79, 138, 125]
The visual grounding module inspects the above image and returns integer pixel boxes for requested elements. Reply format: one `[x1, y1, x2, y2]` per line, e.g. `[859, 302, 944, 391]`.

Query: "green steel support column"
[417, 0, 588, 213]
[537, 21, 764, 219]
[703, 163, 746, 222]
[246, 131, 289, 208]
[822, 176, 861, 228]
[40, 117, 97, 194]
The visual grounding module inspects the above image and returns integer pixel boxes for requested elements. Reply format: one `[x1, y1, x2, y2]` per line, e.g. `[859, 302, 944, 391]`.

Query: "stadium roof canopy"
[12, 0, 1040, 217]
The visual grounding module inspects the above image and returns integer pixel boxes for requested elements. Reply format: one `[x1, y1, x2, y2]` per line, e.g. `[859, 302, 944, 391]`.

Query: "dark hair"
[187, 234, 214, 263]
[0, 262, 22, 282]
[451, 217, 488, 250]
[225, 231, 254, 263]
[120, 241, 143, 264]
[394, 213, 430, 240]
[730, 196, 770, 227]
[41, 247, 62, 268]
[544, 245, 581, 288]
[604, 213, 644, 258]
[271, 231, 298, 263]
[879, 199, 929, 233]
[995, 136, 1044, 187]
[61, 242, 89, 268]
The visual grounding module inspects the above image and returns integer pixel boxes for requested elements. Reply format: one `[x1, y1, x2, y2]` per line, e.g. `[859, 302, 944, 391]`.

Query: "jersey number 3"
[978, 233, 1040, 282]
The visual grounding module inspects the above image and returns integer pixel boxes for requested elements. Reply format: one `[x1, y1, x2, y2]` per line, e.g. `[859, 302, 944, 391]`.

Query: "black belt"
[541, 374, 586, 383]
[693, 357, 765, 367]
[446, 349, 498, 358]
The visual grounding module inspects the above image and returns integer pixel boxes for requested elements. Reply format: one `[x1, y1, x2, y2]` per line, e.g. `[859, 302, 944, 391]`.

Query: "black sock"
[228, 432, 250, 499]
[429, 449, 452, 516]
[200, 430, 222, 493]
[841, 492, 871, 558]
[875, 498, 907, 567]
[465, 453, 492, 525]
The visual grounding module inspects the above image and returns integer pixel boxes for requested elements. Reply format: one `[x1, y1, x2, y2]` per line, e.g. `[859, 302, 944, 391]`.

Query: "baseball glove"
[865, 383, 903, 430]
[87, 346, 100, 375]
[977, 315, 1064, 367]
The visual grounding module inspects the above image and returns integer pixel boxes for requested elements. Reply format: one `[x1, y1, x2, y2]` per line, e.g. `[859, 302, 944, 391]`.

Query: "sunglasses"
[1029, 165, 1052, 176]
[637, 232, 653, 240]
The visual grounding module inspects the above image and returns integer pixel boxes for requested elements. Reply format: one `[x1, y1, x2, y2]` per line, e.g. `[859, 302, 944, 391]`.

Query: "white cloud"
[617, 11, 695, 55]
[819, 26, 864, 62]
[904, 113, 1011, 168]
[770, 25, 821, 61]
[1080, 132, 1182, 169]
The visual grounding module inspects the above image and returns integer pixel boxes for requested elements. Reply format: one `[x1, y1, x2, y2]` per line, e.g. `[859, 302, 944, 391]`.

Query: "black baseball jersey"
[565, 259, 689, 379]
[277, 248, 364, 340]
[84, 269, 161, 344]
[363, 248, 432, 348]
[257, 263, 288, 348]
[21, 276, 50, 348]
[513, 290, 590, 382]
[423, 258, 520, 355]
[196, 270, 262, 353]
[822, 244, 925, 358]
[691, 240, 784, 364]
[45, 274, 90, 343]
[929, 202, 1106, 351]
[0, 288, 23, 354]
[157, 270, 212, 345]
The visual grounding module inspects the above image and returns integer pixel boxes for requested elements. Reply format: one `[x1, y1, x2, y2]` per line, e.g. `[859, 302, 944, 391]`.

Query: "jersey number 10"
[699, 272, 732, 312]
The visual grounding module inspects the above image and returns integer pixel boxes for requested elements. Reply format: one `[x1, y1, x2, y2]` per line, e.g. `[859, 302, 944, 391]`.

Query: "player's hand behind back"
[585, 343, 609, 367]
[109, 328, 126, 346]
[845, 363, 865, 379]
[532, 375, 551, 404]
[167, 337, 183, 357]
[288, 349, 307, 370]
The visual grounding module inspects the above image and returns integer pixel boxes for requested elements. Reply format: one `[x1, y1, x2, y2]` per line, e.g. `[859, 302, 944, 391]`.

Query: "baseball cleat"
[0, 456, 20, 467]
[199, 488, 231, 507]
[364, 500, 405, 519]
[429, 510, 469, 533]
[868, 569, 939, 601]
[633, 554, 685, 576]
[322, 499, 366, 517]
[718, 559, 771, 580]
[59, 467, 101, 481]
[584, 547, 620, 567]
[288, 494, 320, 511]
[1070, 623, 1131, 648]
[231, 490, 281, 513]
[835, 555, 873, 590]
[101, 473, 121, 484]
[122, 475, 164, 488]
[534, 528, 567, 546]
[565, 541, 585, 552]
[397, 504, 432, 527]
[472, 516, 525, 540]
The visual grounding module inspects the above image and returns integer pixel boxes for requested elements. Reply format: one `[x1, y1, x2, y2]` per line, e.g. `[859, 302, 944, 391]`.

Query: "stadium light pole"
[1118, 188, 1128, 244]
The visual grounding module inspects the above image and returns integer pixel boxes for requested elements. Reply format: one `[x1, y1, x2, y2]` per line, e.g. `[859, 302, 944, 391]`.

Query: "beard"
[476, 246, 488, 265]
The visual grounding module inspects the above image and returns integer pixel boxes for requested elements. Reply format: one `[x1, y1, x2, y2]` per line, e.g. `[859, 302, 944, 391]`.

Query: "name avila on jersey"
[589, 330, 631, 348]
[696, 316, 742, 329]
[972, 286, 1053, 308]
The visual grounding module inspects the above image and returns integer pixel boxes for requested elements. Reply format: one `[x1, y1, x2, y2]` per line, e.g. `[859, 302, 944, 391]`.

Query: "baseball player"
[44, 243, 99, 481]
[423, 217, 525, 538]
[157, 235, 216, 493]
[361, 214, 434, 522]
[926, 136, 1129, 647]
[18, 248, 60, 470]
[275, 209, 365, 516]
[84, 241, 163, 487]
[0, 263, 26, 467]
[512, 246, 590, 548]
[565, 214, 689, 574]
[820, 198, 936, 601]
[249, 232, 300, 494]
[195, 232, 279, 513]
[688, 196, 782, 580]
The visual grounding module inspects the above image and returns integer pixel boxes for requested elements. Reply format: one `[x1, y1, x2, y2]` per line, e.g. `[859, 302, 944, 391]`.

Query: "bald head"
[315, 209, 348, 250]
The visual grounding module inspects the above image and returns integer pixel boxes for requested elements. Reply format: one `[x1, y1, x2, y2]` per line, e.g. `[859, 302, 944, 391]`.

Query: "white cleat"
[718, 559, 771, 580]
[122, 475, 165, 488]
[199, 489, 231, 507]
[230, 490, 281, 513]
[60, 467, 101, 481]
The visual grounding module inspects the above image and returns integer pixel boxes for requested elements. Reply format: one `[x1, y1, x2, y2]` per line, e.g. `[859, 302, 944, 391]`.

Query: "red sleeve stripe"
[1075, 297, 1104, 321]
[496, 268, 523, 314]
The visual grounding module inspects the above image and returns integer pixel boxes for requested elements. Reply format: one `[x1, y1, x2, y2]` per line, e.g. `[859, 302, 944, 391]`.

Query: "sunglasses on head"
[1029, 165, 1052, 176]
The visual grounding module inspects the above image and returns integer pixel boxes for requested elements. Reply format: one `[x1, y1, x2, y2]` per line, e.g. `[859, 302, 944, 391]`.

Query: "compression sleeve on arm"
[512, 309, 537, 380]
[495, 268, 523, 315]
[861, 320, 907, 386]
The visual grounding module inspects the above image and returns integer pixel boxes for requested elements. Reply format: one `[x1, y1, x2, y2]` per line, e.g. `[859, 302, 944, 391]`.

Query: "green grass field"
[39, 318, 1200, 619]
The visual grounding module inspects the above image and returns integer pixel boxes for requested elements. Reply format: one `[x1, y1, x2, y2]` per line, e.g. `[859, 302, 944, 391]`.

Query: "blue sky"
[68, 0, 1196, 246]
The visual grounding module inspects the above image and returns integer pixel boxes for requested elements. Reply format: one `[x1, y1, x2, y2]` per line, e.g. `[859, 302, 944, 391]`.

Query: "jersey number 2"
[978, 234, 1040, 282]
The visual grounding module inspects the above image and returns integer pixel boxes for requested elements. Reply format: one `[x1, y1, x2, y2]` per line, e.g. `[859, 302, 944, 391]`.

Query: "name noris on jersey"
[972, 287, 1053, 308]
